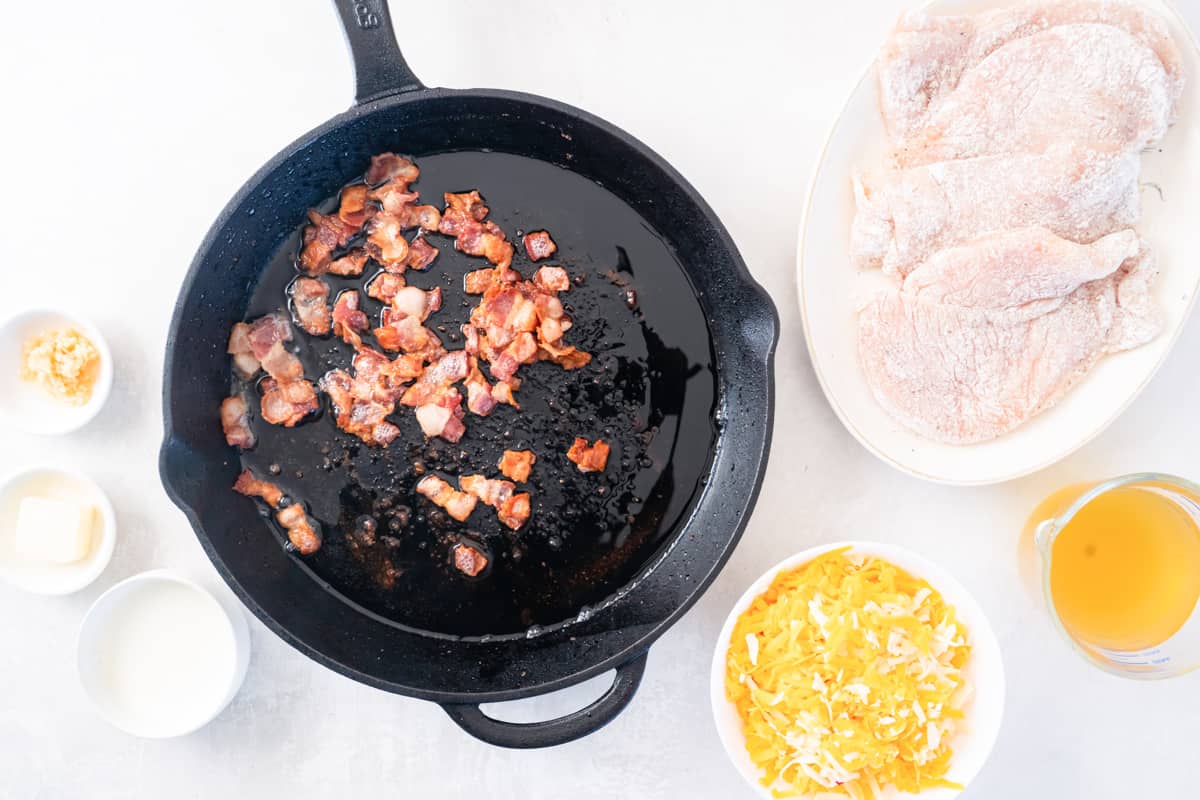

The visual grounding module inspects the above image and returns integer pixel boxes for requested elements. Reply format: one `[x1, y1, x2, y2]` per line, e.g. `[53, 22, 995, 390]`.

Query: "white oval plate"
[797, 0, 1200, 485]
[710, 541, 1005, 800]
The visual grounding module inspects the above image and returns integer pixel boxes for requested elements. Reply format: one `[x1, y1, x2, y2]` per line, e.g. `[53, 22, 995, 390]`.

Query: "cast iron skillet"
[160, 0, 777, 748]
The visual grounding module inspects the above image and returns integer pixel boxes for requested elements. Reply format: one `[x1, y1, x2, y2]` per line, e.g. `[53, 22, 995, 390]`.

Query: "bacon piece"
[233, 469, 283, 507]
[366, 271, 406, 303]
[227, 322, 261, 379]
[567, 437, 610, 473]
[259, 341, 304, 382]
[374, 314, 444, 359]
[452, 542, 489, 577]
[332, 290, 369, 348]
[372, 183, 441, 231]
[299, 210, 356, 274]
[260, 377, 319, 427]
[290, 277, 331, 336]
[416, 475, 478, 522]
[439, 191, 490, 234]
[389, 286, 442, 323]
[534, 265, 570, 292]
[491, 378, 521, 409]
[327, 250, 369, 277]
[337, 185, 372, 230]
[497, 493, 531, 531]
[524, 231, 558, 262]
[440, 191, 514, 268]
[463, 358, 497, 416]
[365, 215, 409, 271]
[464, 267, 499, 295]
[366, 153, 419, 187]
[320, 348, 419, 447]
[460, 474, 515, 508]
[246, 313, 293, 360]
[220, 396, 256, 449]
[498, 449, 536, 483]
[538, 340, 592, 370]
[275, 503, 322, 555]
[489, 332, 538, 382]
[406, 236, 439, 270]
[401, 352, 468, 442]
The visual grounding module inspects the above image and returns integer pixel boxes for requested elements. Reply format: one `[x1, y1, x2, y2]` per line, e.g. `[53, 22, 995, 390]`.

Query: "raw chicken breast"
[879, 0, 1184, 140]
[857, 234, 1160, 444]
[895, 24, 1177, 167]
[851, 145, 1141, 276]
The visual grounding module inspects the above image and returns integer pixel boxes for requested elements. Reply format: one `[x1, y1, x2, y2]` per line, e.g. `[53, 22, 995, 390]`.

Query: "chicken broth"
[236, 151, 717, 637]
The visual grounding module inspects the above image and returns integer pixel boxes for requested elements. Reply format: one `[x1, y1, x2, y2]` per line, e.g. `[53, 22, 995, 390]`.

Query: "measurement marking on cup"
[354, 2, 379, 29]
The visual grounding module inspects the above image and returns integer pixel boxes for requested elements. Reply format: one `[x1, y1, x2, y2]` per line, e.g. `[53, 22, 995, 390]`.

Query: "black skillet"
[160, 0, 778, 748]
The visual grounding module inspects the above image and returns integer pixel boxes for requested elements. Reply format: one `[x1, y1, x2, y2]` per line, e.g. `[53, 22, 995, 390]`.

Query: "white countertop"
[3, 1, 1198, 797]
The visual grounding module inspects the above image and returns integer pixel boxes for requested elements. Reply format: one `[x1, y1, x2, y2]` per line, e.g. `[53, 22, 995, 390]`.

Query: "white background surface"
[1, 1, 1198, 798]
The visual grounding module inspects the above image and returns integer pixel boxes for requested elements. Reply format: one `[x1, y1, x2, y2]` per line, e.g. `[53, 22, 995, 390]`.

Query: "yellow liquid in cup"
[1049, 486, 1200, 653]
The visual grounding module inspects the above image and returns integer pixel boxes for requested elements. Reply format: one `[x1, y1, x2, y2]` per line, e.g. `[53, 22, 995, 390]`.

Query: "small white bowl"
[77, 570, 251, 738]
[711, 541, 1005, 800]
[0, 308, 114, 435]
[0, 466, 117, 595]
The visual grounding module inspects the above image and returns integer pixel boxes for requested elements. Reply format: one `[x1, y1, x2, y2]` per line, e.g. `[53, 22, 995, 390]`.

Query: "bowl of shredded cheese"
[710, 542, 1004, 799]
[0, 308, 113, 435]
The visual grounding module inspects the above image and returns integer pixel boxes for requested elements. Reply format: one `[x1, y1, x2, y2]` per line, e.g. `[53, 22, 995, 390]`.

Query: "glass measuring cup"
[1028, 473, 1200, 679]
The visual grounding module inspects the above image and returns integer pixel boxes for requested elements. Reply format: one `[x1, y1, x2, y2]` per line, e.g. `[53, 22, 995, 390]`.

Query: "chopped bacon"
[534, 265, 570, 292]
[389, 285, 442, 323]
[299, 210, 356, 274]
[492, 378, 521, 409]
[440, 191, 514, 268]
[416, 475, 477, 522]
[374, 314, 444, 359]
[371, 183, 441, 231]
[460, 474, 515, 508]
[365, 215, 409, 271]
[365, 153, 419, 187]
[327, 250, 369, 277]
[402, 352, 468, 442]
[319, 348, 420, 447]
[489, 332, 539, 382]
[463, 358, 497, 416]
[498, 449, 536, 483]
[233, 469, 283, 507]
[567, 437, 610, 473]
[227, 322, 261, 379]
[259, 341, 304, 382]
[233, 470, 322, 554]
[332, 290, 369, 348]
[246, 313, 293, 360]
[452, 542, 489, 577]
[337, 184, 372, 229]
[366, 271, 406, 303]
[275, 503, 323, 555]
[290, 277, 331, 336]
[260, 377, 319, 427]
[524, 231, 558, 262]
[464, 267, 498, 295]
[538, 340, 592, 370]
[406, 236, 439, 270]
[497, 493, 531, 531]
[220, 396, 256, 449]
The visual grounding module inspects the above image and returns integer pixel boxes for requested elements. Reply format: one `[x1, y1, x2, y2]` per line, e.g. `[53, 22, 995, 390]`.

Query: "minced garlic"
[21, 328, 101, 406]
[725, 549, 971, 799]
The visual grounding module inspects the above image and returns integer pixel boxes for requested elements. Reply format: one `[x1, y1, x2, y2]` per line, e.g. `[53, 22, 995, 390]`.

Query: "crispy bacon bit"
[332, 290, 369, 348]
[524, 231, 558, 262]
[366, 271, 406, 303]
[246, 313, 293, 361]
[440, 191, 514, 268]
[497, 492, 531, 531]
[233, 469, 283, 507]
[498, 449, 536, 483]
[460, 474, 515, 508]
[452, 542, 489, 577]
[406, 236, 439, 270]
[463, 357, 497, 416]
[276, 503, 323, 555]
[492, 378, 521, 409]
[402, 352, 468, 442]
[220, 396, 256, 449]
[260, 341, 304, 382]
[372, 183, 441, 231]
[389, 285, 442, 322]
[567, 437, 610, 473]
[233, 470, 322, 554]
[299, 210, 356, 274]
[227, 322, 261, 379]
[319, 348, 419, 447]
[464, 267, 498, 295]
[290, 277, 331, 336]
[534, 265, 570, 292]
[365, 215, 409, 271]
[328, 250, 369, 277]
[538, 339, 592, 370]
[366, 153, 419, 187]
[417, 475, 477, 522]
[260, 376, 319, 427]
[337, 185, 372, 229]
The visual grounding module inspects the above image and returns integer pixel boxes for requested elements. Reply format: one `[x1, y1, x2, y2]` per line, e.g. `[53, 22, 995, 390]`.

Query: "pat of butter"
[14, 496, 94, 564]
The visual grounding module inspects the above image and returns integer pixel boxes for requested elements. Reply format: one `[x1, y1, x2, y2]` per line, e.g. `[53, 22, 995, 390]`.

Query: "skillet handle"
[332, 0, 425, 102]
[440, 653, 648, 749]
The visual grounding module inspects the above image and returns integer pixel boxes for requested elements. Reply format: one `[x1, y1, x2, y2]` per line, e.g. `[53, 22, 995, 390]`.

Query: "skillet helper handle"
[441, 653, 648, 749]
[331, 0, 424, 102]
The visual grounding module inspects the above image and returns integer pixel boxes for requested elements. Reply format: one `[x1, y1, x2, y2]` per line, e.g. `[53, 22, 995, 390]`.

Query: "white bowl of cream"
[77, 570, 250, 738]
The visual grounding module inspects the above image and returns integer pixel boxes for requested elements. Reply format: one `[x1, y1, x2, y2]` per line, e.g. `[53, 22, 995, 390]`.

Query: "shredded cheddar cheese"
[21, 328, 101, 406]
[725, 549, 971, 799]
